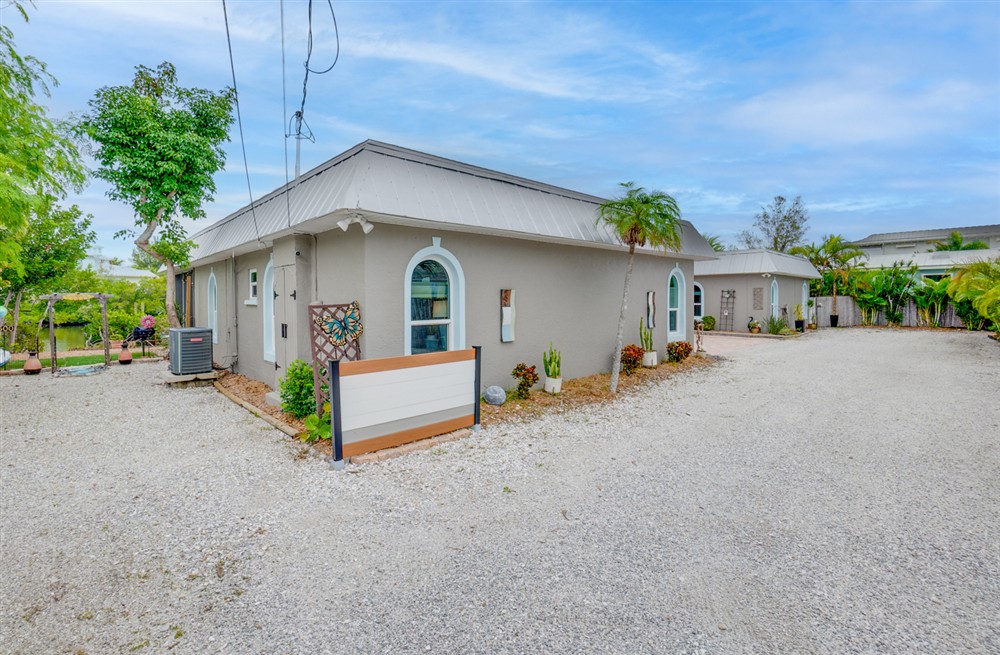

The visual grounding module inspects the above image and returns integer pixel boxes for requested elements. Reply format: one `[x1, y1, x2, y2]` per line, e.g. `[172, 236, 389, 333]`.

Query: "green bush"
[280, 359, 316, 419]
[764, 315, 787, 334]
[702, 315, 716, 331]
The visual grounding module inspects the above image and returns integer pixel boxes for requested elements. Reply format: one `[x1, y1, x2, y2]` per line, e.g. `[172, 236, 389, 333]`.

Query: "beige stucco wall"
[696, 274, 811, 331]
[196, 223, 698, 390]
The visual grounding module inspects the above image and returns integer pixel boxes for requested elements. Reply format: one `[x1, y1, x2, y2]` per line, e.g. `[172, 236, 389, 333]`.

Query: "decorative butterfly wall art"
[314, 301, 364, 346]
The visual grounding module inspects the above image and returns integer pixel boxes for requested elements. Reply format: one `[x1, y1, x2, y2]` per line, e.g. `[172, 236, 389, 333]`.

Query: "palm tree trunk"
[609, 248, 636, 393]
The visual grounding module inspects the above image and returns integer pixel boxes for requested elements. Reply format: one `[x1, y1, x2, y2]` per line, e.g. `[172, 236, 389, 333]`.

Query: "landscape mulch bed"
[214, 354, 717, 457]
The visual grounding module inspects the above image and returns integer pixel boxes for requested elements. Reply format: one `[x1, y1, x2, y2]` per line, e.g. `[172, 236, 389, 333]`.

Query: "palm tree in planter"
[598, 182, 682, 393]
[822, 235, 866, 327]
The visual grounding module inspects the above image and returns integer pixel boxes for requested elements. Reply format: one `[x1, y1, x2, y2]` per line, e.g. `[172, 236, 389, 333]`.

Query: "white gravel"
[1, 329, 998, 654]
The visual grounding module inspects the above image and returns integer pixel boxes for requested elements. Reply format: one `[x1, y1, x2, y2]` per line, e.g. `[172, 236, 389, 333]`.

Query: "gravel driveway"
[2, 329, 998, 654]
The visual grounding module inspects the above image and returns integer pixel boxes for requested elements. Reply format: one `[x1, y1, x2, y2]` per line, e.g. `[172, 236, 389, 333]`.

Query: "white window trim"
[404, 237, 466, 356]
[207, 269, 218, 344]
[771, 279, 780, 319]
[262, 256, 275, 362]
[667, 265, 686, 343]
[693, 281, 704, 319]
[245, 268, 259, 306]
[802, 281, 809, 322]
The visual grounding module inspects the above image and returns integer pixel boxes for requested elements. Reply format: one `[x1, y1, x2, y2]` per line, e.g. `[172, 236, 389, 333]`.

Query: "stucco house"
[693, 250, 820, 331]
[850, 224, 1000, 256]
[177, 140, 716, 391]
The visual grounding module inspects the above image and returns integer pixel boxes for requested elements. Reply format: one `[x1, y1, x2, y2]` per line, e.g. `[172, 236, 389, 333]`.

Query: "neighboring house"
[850, 224, 1000, 256]
[860, 249, 1000, 281]
[694, 250, 820, 331]
[179, 140, 716, 390]
[84, 255, 159, 284]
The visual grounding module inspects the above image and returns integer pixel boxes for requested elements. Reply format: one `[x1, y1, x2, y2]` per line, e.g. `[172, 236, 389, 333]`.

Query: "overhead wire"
[290, 0, 340, 144]
[221, 0, 263, 245]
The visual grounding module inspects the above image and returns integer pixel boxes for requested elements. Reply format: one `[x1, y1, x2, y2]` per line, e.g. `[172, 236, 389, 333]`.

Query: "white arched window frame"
[802, 281, 810, 322]
[207, 269, 218, 344]
[693, 281, 704, 319]
[771, 278, 780, 319]
[667, 265, 686, 343]
[262, 255, 275, 362]
[404, 237, 466, 356]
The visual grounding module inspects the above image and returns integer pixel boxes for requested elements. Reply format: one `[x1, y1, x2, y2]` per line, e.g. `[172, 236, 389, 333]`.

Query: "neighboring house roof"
[861, 249, 1000, 271]
[188, 140, 717, 266]
[694, 249, 821, 279]
[84, 256, 159, 281]
[851, 224, 1000, 246]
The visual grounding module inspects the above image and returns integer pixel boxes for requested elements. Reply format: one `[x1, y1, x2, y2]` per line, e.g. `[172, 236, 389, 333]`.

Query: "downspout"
[230, 252, 239, 371]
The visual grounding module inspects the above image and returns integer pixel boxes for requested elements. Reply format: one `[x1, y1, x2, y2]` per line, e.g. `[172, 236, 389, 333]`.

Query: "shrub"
[666, 341, 693, 363]
[511, 362, 540, 399]
[701, 315, 716, 331]
[302, 402, 331, 443]
[620, 344, 644, 376]
[764, 315, 787, 334]
[280, 359, 316, 419]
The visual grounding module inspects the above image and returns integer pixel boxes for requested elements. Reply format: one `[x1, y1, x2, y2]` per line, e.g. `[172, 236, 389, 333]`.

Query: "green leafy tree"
[737, 195, 809, 252]
[931, 232, 989, 252]
[1, 203, 95, 343]
[597, 181, 683, 393]
[78, 61, 234, 327]
[131, 247, 163, 274]
[912, 277, 951, 327]
[948, 258, 1000, 333]
[0, 3, 85, 285]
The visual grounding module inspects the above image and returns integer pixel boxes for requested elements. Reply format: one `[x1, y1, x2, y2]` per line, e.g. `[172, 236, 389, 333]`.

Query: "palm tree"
[701, 232, 726, 252]
[822, 235, 867, 320]
[932, 231, 989, 251]
[597, 182, 682, 393]
[948, 257, 1000, 332]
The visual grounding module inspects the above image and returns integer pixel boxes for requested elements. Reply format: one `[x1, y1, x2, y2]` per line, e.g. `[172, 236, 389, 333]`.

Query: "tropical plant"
[0, 3, 86, 285]
[280, 359, 317, 419]
[302, 402, 331, 443]
[912, 277, 951, 327]
[542, 342, 561, 379]
[79, 61, 235, 328]
[701, 233, 726, 252]
[701, 315, 716, 331]
[948, 258, 1000, 333]
[931, 232, 989, 252]
[820, 235, 867, 317]
[597, 181, 682, 393]
[511, 362, 540, 399]
[620, 344, 644, 376]
[666, 341, 692, 362]
[794, 304, 803, 321]
[638, 318, 653, 351]
[852, 262, 916, 326]
[851, 271, 885, 326]
[737, 195, 809, 252]
[763, 315, 787, 334]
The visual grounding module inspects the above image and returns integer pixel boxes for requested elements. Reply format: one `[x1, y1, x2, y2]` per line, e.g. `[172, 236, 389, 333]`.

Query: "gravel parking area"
[2, 329, 998, 654]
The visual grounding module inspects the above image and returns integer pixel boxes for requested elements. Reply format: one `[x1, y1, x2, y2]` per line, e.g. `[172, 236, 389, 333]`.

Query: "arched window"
[771, 278, 780, 319]
[693, 282, 704, 319]
[404, 238, 465, 355]
[668, 266, 686, 343]
[262, 255, 275, 362]
[207, 269, 218, 344]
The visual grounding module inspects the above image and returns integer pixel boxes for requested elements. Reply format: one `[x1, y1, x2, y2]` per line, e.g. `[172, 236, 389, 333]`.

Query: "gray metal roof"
[852, 224, 1000, 245]
[694, 249, 821, 279]
[188, 140, 717, 266]
[861, 249, 1000, 271]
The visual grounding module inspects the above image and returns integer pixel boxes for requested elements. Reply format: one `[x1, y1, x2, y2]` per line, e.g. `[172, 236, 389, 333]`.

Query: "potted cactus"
[542, 342, 562, 394]
[639, 318, 657, 367]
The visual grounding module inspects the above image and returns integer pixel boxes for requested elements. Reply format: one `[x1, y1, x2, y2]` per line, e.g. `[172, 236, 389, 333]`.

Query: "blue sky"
[6, 0, 999, 261]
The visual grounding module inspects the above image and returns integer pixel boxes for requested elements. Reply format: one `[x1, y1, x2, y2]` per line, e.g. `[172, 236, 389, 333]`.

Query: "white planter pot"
[544, 377, 562, 394]
[642, 351, 658, 367]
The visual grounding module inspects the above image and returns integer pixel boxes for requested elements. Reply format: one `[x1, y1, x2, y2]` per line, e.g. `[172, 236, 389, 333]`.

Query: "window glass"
[411, 324, 449, 354]
[693, 284, 703, 318]
[410, 259, 451, 354]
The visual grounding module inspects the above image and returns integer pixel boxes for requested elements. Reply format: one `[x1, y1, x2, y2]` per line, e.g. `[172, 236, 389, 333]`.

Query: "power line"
[221, 0, 263, 244]
[290, 0, 339, 146]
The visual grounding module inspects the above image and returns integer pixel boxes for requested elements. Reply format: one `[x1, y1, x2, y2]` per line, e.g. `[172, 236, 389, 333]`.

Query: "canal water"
[37, 325, 90, 352]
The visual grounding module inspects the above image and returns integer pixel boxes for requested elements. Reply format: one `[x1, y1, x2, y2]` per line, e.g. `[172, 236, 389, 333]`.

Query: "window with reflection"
[410, 260, 450, 354]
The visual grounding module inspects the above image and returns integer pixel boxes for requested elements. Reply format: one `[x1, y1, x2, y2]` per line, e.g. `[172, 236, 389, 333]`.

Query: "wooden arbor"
[38, 293, 113, 373]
